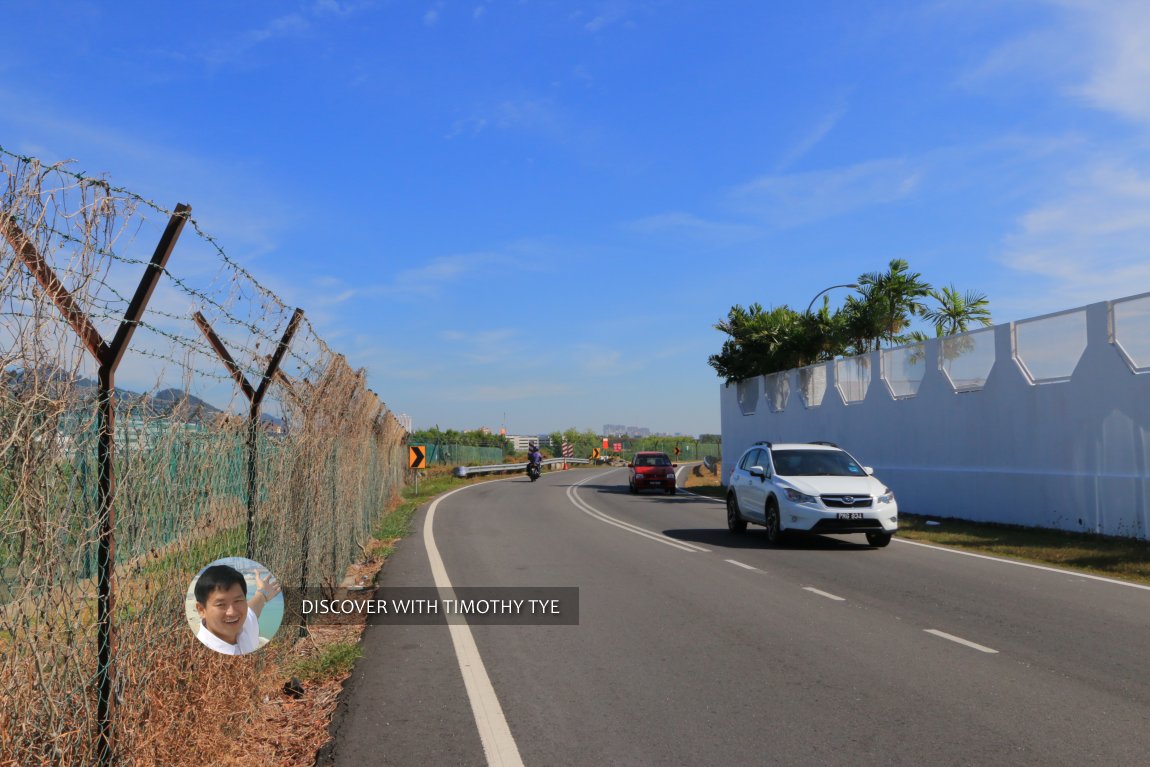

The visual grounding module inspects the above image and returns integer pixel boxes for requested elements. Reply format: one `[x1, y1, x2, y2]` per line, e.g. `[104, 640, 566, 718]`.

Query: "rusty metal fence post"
[0, 204, 189, 767]
[194, 307, 303, 558]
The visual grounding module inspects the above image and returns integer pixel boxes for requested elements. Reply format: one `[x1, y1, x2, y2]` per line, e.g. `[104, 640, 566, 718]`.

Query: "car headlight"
[878, 488, 895, 504]
[785, 488, 817, 504]
[666, 471, 676, 478]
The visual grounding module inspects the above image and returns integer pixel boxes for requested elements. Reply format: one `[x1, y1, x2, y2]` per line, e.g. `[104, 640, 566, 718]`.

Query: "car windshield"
[637, 455, 671, 467]
[771, 449, 864, 477]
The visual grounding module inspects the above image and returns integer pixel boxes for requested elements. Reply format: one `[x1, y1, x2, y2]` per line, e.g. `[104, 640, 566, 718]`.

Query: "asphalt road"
[324, 466, 1150, 766]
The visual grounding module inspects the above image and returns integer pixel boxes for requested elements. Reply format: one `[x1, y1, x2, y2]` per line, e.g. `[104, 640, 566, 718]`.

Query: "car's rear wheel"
[866, 531, 892, 548]
[764, 499, 785, 546]
[726, 493, 746, 534]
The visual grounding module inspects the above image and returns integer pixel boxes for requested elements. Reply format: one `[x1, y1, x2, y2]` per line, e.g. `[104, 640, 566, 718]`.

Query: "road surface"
[322, 466, 1150, 766]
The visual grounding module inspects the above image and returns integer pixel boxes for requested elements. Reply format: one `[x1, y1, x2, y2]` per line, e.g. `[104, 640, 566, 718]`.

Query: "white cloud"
[440, 328, 520, 364]
[625, 212, 759, 243]
[582, 3, 628, 33]
[1061, 0, 1150, 124]
[203, 14, 311, 67]
[374, 252, 517, 298]
[776, 103, 847, 171]
[1001, 160, 1150, 309]
[451, 381, 574, 402]
[729, 158, 922, 227]
[964, 0, 1150, 126]
[963, 1, 1150, 311]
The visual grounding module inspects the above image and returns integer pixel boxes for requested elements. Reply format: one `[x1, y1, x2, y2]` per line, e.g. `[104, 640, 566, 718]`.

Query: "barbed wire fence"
[0, 147, 409, 766]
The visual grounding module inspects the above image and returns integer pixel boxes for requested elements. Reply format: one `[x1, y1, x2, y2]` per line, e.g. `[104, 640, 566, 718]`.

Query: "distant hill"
[149, 388, 223, 422]
[5, 368, 286, 427]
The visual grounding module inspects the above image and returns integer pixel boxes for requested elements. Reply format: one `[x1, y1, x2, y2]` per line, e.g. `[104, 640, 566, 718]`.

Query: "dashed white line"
[725, 559, 758, 571]
[802, 586, 846, 601]
[924, 629, 999, 654]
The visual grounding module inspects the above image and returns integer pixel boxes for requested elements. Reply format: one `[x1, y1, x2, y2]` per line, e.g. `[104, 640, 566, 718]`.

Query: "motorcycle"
[526, 461, 541, 481]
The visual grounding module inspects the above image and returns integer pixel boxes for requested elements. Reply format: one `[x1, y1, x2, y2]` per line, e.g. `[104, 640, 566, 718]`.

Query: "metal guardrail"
[453, 458, 591, 478]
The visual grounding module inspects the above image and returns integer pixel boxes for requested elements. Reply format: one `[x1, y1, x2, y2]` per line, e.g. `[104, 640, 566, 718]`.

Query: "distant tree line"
[709, 259, 992, 383]
[406, 427, 721, 459]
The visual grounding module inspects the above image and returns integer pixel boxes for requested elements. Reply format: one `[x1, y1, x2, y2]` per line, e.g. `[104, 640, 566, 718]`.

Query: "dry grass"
[682, 461, 724, 498]
[898, 514, 1150, 586]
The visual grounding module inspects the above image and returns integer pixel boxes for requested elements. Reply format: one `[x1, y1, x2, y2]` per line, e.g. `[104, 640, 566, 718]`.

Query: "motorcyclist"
[526, 442, 543, 478]
[527, 442, 543, 468]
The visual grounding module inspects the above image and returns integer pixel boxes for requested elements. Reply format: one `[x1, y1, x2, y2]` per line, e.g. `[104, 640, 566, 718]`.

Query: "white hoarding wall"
[719, 294, 1150, 539]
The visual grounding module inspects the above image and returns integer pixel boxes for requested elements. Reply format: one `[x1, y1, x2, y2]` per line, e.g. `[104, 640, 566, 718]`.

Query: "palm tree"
[922, 284, 992, 336]
[709, 303, 803, 381]
[857, 258, 932, 349]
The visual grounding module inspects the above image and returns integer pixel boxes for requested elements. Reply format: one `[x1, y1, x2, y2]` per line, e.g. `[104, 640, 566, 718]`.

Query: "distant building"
[603, 425, 650, 437]
[508, 434, 552, 451]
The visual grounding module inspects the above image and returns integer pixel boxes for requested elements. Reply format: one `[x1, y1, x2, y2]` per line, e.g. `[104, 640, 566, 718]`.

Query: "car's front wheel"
[764, 499, 785, 546]
[726, 493, 747, 534]
[866, 531, 892, 548]
[629, 480, 637, 494]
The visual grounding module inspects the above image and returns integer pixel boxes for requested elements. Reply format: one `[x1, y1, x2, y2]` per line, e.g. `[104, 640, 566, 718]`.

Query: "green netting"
[409, 443, 504, 466]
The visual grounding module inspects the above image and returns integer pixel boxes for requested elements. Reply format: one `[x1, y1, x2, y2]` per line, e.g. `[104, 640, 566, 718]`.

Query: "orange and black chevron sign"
[408, 445, 426, 469]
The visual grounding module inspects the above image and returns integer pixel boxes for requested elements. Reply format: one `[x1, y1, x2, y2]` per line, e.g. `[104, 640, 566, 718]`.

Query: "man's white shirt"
[196, 607, 261, 655]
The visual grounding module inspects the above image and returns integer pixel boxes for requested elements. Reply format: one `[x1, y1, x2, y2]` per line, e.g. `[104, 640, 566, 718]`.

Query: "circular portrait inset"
[185, 557, 284, 656]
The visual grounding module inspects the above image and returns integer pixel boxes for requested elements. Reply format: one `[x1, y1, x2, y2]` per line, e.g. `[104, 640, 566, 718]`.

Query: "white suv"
[726, 441, 898, 547]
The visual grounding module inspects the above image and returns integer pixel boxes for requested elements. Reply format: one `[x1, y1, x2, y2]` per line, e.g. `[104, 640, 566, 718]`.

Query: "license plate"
[836, 512, 863, 520]
[647, 479, 662, 484]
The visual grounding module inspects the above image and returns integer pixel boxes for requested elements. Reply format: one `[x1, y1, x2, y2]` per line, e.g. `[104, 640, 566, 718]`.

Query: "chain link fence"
[0, 148, 408, 766]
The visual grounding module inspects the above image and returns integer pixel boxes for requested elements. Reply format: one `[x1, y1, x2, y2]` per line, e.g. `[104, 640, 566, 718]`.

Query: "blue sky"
[3, 0, 1150, 436]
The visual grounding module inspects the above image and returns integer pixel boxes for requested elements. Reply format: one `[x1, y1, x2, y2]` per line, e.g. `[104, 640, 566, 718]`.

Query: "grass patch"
[682, 461, 724, 500]
[898, 514, 1150, 585]
[372, 467, 508, 556]
[290, 641, 363, 682]
[139, 523, 245, 579]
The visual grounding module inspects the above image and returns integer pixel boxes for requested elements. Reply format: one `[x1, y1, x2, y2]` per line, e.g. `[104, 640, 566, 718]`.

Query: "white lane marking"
[424, 486, 525, 767]
[567, 472, 711, 553]
[895, 537, 1150, 592]
[725, 559, 759, 571]
[675, 463, 725, 502]
[924, 629, 999, 654]
[676, 487, 724, 502]
[803, 586, 845, 601]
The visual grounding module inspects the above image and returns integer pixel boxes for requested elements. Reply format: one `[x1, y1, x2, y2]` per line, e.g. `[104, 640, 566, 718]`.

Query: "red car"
[628, 451, 678, 495]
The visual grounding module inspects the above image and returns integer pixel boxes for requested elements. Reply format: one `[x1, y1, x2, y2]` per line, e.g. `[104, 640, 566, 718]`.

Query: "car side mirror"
[627, 462, 634, 468]
[749, 465, 768, 480]
[671, 463, 678, 468]
[863, 466, 874, 475]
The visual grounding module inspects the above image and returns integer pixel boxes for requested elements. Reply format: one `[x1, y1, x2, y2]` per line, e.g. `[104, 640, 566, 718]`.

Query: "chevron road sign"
[409, 446, 426, 469]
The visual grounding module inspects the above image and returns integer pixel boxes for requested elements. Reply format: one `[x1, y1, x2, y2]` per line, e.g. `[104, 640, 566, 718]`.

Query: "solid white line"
[924, 629, 999, 654]
[568, 472, 711, 552]
[566, 479, 709, 552]
[894, 537, 1150, 592]
[675, 463, 725, 503]
[803, 586, 845, 601]
[676, 487, 724, 503]
[725, 559, 759, 571]
[424, 486, 525, 767]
